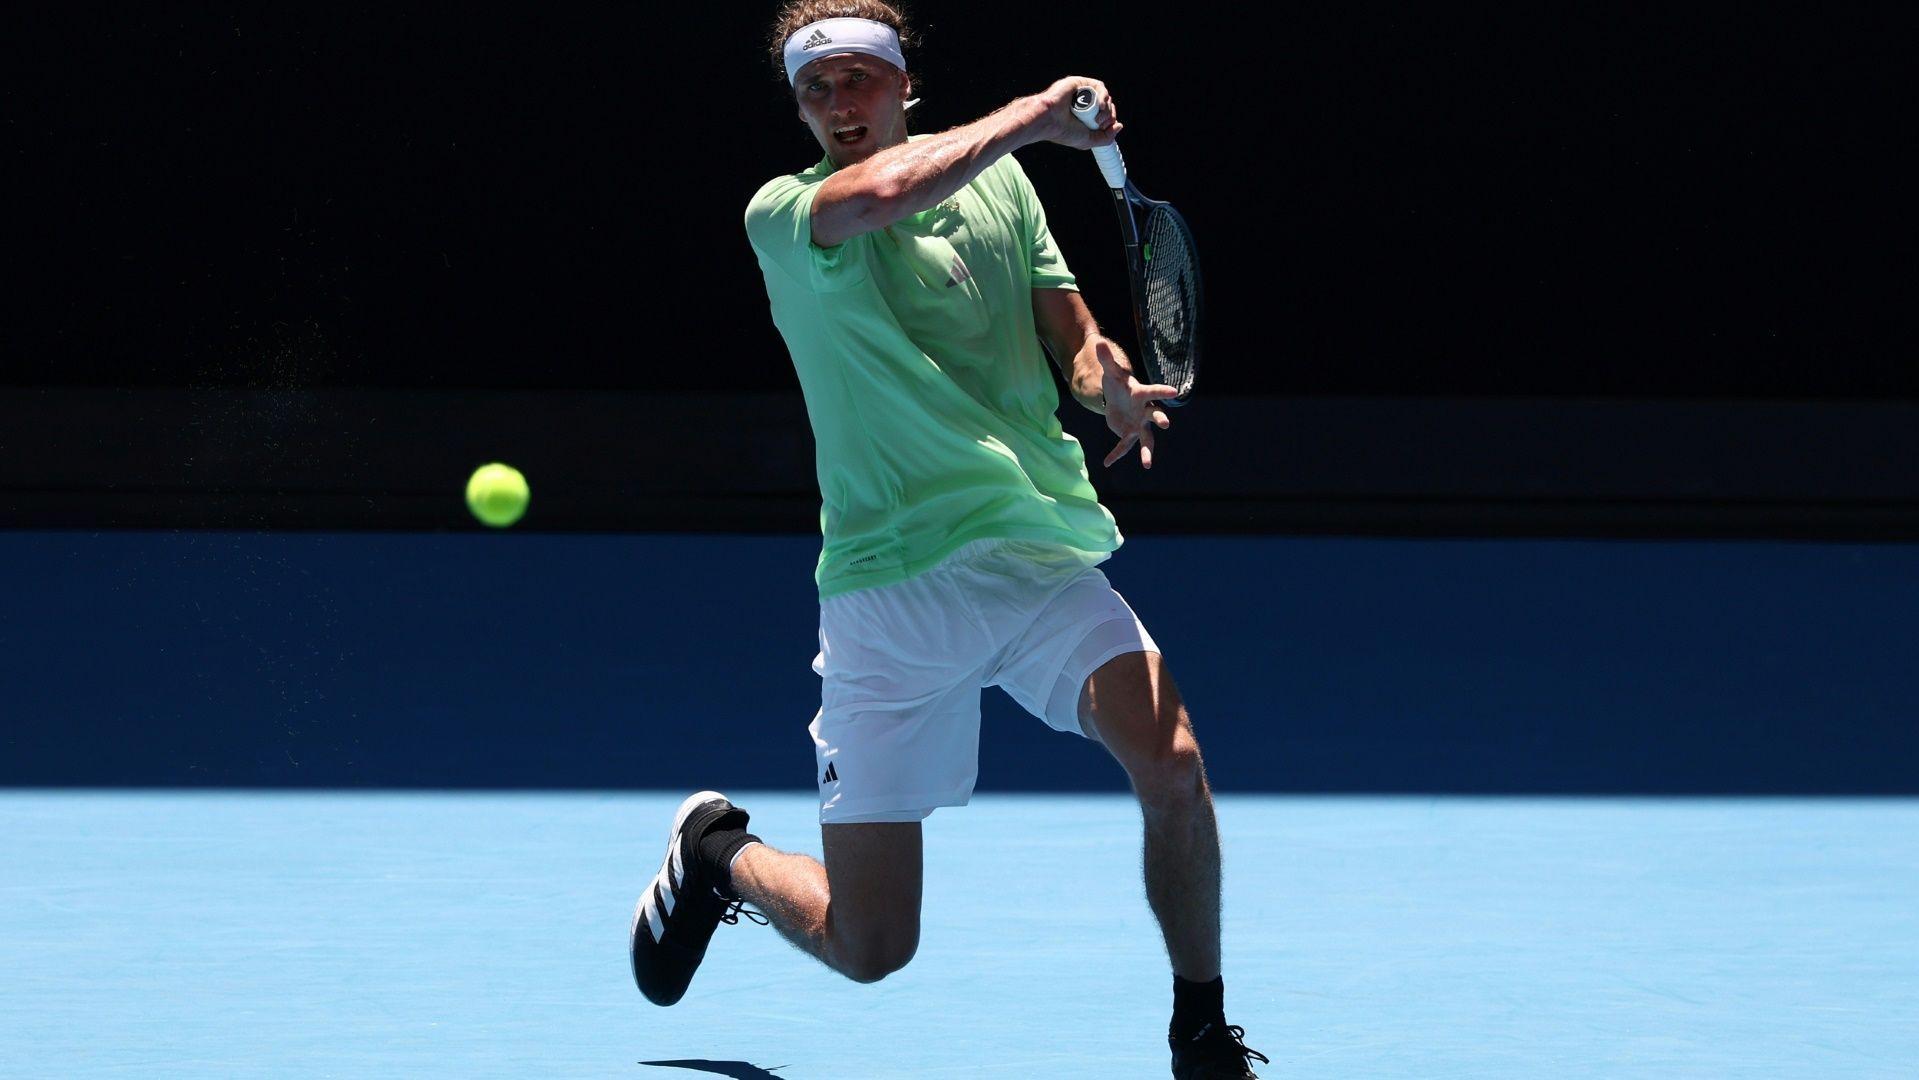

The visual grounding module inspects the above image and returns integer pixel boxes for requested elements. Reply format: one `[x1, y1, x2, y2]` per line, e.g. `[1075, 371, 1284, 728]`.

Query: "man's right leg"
[729, 821, 923, 984]
[702, 544, 991, 990]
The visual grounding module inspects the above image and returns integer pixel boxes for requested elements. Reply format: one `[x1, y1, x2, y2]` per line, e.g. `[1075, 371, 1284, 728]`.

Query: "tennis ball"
[465, 462, 529, 528]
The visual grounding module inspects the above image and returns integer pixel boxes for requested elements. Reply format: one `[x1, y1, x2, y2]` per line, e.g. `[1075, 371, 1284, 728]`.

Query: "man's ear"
[899, 73, 913, 103]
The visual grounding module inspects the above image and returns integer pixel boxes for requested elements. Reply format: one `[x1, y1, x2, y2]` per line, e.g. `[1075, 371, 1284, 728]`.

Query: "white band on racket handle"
[1071, 87, 1127, 189]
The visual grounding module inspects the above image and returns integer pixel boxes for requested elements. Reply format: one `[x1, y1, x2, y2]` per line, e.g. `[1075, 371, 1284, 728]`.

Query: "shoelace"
[720, 899, 770, 927]
[1189, 1023, 1270, 1070]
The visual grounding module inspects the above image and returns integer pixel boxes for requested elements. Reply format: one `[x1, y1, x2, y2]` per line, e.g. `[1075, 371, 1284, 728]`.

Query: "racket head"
[1132, 191, 1202, 404]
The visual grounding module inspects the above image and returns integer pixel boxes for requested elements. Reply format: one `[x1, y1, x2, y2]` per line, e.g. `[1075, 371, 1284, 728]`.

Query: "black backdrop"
[5, 4, 1918, 793]
[11, 3, 1915, 400]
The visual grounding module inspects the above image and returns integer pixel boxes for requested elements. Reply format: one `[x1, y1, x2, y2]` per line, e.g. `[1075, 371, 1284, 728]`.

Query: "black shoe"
[629, 790, 761, 1006]
[1170, 1021, 1269, 1079]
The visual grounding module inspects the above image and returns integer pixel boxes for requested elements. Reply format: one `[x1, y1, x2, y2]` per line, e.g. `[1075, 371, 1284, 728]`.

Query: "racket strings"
[1141, 206, 1200, 394]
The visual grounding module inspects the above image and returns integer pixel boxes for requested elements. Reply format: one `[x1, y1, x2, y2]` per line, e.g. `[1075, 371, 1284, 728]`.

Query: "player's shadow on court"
[640, 1060, 786, 1079]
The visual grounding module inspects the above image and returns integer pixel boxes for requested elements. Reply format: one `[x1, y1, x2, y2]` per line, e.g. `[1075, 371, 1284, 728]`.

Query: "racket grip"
[1071, 87, 1127, 189]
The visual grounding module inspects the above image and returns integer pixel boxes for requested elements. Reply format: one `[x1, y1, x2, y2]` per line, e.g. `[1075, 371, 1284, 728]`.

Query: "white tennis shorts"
[808, 538, 1159, 824]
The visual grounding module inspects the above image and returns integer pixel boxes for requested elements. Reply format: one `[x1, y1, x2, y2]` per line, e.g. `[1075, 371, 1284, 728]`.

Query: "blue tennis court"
[3, 531, 1916, 1077]
[4, 791, 1915, 1077]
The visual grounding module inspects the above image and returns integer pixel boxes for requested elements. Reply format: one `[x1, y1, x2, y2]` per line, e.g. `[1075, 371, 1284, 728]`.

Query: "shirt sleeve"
[744, 173, 871, 293]
[1001, 156, 1078, 292]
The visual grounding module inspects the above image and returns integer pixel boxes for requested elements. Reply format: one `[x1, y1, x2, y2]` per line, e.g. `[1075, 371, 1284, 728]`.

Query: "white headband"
[783, 17, 906, 86]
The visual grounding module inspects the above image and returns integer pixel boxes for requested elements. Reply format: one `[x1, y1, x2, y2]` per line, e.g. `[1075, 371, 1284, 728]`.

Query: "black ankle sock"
[1170, 975, 1226, 1040]
[697, 815, 760, 899]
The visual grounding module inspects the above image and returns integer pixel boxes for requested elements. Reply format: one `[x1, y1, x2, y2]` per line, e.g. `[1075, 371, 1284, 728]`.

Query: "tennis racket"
[1071, 86, 1204, 405]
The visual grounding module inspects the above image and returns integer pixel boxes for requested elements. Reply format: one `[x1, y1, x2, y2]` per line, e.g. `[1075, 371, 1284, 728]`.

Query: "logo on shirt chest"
[944, 252, 972, 288]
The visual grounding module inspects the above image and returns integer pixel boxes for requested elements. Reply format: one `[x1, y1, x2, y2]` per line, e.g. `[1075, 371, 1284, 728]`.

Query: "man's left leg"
[1083, 650, 1220, 979]
[1081, 650, 1267, 1080]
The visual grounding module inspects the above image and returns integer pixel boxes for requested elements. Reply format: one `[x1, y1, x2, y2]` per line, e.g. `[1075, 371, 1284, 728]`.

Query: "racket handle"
[1071, 87, 1127, 190]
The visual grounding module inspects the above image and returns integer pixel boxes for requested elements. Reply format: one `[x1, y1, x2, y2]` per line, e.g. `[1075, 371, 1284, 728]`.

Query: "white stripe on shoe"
[645, 882, 667, 942]
[634, 791, 730, 946]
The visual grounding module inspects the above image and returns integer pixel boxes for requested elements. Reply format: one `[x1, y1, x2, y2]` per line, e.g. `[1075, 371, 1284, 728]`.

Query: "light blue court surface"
[3, 791, 1914, 1079]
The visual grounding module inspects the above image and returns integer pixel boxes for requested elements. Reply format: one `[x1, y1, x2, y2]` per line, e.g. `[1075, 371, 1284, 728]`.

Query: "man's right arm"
[810, 77, 1120, 248]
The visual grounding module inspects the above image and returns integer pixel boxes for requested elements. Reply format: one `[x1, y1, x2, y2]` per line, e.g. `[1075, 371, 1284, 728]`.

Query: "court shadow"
[639, 1060, 786, 1079]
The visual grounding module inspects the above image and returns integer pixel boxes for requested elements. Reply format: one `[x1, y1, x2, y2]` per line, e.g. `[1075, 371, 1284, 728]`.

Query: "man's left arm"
[1032, 288, 1180, 469]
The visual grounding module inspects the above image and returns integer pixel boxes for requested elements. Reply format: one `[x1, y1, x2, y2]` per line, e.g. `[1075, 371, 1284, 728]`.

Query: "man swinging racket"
[631, 4, 1264, 1076]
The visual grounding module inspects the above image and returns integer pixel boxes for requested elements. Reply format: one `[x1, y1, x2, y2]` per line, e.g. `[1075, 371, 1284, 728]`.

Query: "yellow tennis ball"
[465, 462, 529, 528]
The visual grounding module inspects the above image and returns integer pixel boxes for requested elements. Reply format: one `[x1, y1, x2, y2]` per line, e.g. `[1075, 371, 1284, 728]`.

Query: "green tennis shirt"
[745, 144, 1121, 598]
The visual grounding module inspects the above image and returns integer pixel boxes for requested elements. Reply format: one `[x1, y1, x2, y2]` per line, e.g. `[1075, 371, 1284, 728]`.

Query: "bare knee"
[834, 919, 920, 983]
[1083, 652, 1209, 808]
[1128, 716, 1208, 811]
[819, 821, 923, 983]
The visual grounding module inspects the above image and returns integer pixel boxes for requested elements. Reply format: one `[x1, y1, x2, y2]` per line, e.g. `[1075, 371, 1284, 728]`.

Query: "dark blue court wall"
[3, 530, 1915, 794]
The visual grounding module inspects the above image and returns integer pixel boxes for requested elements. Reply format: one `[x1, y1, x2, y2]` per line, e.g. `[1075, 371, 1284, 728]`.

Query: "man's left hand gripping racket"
[1072, 87, 1204, 406]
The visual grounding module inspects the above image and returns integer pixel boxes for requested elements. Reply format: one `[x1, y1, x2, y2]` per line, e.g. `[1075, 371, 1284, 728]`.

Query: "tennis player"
[631, 3, 1264, 1075]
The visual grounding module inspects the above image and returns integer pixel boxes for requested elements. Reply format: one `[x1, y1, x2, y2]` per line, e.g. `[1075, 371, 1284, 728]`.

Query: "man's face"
[793, 54, 911, 167]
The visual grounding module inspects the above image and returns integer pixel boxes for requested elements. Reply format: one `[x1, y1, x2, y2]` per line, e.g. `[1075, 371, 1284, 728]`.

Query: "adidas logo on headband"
[783, 18, 907, 86]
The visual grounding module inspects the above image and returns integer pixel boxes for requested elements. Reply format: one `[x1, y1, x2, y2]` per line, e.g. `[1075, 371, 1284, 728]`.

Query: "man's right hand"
[1033, 77, 1122, 150]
